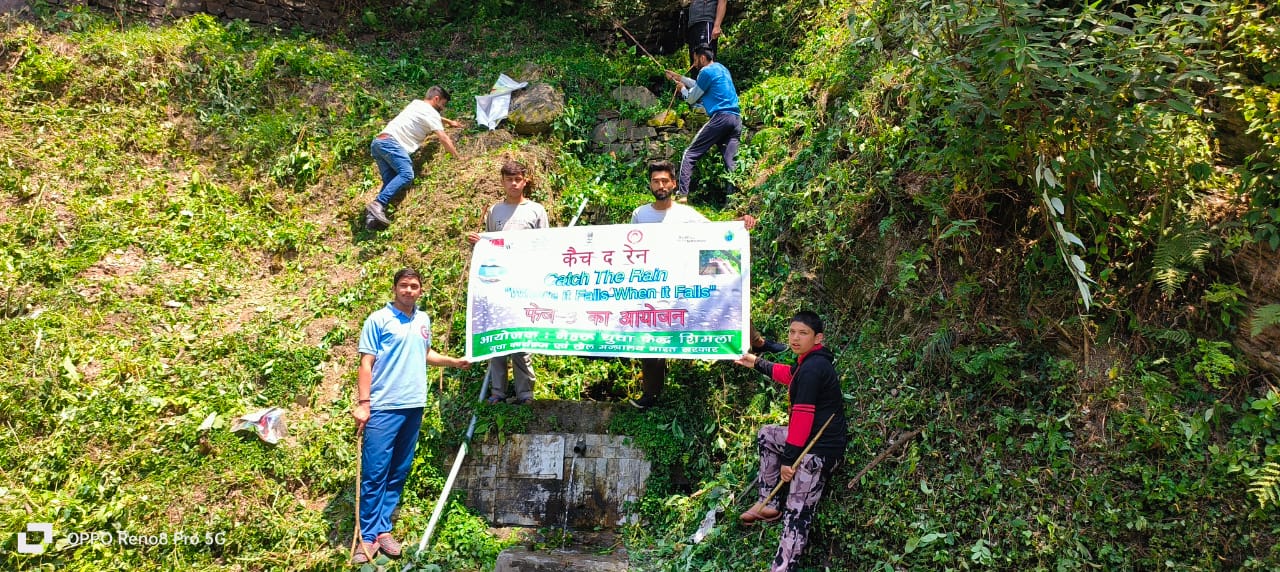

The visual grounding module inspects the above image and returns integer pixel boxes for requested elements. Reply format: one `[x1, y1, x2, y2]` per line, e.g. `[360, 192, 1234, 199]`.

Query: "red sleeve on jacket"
[786, 403, 816, 449]
[771, 363, 793, 386]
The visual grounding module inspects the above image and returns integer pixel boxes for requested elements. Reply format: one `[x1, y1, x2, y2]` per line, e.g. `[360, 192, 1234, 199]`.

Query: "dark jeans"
[678, 112, 741, 198]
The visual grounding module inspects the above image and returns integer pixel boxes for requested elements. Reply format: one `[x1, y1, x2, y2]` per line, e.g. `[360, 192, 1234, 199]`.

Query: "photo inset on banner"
[699, 249, 740, 275]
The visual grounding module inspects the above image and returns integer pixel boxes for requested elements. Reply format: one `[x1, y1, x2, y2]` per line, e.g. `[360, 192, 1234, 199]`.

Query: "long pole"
[616, 23, 681, 116]
[414, 372, 491, 554]
[567, 196, 590, 228]
[616, 24, 666, 72]
[415, 197, 591, 555]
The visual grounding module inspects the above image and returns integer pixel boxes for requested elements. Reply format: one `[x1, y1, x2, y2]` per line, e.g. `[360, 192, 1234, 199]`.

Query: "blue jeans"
[678, 112, 741, 197]
[370, 137, 414, 206]
[359, 407, 423, 542]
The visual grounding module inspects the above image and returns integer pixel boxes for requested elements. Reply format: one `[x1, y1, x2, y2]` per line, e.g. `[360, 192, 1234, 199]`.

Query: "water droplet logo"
[477, 259, 506, 283]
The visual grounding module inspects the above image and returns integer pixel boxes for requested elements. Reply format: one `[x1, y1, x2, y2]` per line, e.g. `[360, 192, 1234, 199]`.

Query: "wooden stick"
[350, 430, 377, 563]
[664, 86, 680, 115]
[5, 46, 28, 73]
[760, 415, 835, 507]
[616, 24, 666, 72]
[845, 428, 922, 489]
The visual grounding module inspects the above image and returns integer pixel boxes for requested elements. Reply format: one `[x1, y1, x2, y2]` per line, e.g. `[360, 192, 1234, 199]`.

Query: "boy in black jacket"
[734, 311, 848, 572]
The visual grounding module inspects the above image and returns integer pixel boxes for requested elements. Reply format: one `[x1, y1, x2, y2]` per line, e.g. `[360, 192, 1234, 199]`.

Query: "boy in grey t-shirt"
[467, 161, 548, 404]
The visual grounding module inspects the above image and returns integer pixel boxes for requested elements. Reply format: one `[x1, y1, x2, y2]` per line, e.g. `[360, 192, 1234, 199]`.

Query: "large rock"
[610, 85, 659, 108]
[647, 110, 681, 128]
[508, 83, 565, 135]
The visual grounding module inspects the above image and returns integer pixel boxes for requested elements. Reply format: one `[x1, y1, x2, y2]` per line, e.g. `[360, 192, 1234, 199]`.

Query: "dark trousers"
[686, 20, 719, 77]
[359, 408, 424, 543]
[639, 358, 666, 398]
[678, 112, 741, 198]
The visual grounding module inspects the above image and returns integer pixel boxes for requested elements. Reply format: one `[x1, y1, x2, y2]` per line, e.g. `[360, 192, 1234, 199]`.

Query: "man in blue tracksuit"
[664, 45, 741, 202]
[350, 268, 470, 563]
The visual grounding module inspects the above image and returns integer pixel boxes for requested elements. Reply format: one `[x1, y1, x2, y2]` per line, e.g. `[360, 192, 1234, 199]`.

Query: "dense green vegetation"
[2, 0, 1279, 570]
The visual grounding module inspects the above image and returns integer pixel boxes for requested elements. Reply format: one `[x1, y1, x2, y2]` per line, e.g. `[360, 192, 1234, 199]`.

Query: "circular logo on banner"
[626, 229, 644, 244]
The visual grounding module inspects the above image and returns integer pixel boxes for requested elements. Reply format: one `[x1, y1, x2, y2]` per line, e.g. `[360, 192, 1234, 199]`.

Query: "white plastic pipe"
[415, 370, 489, 555]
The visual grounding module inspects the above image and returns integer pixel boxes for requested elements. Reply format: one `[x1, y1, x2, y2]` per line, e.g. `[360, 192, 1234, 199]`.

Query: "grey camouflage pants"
[755, 424, 833, 572]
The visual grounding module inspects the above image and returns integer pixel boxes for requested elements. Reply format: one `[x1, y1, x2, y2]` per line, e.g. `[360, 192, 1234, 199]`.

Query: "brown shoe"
[351, 541, 379, 564]
[739, 503, 782, 525]
[376, 533, 402, 557]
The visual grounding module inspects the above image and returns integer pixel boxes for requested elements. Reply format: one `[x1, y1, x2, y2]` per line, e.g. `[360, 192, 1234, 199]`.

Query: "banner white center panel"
[466, 221, 751, 360]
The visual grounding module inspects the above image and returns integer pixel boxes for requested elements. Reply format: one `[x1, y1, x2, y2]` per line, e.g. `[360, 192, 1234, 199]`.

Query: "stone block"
[495, 546, 629, 572]
[610, 85, 659, 108]
[521, 434, 565, 479]
[627, 126, 658, 140]
[591, 120, 620, 145]
[579, 433, 605, 455]
[458, 403, 651, 529]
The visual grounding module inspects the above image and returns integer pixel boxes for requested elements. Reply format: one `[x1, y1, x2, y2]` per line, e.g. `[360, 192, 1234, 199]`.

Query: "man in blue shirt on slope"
[665, 45, 741, 202]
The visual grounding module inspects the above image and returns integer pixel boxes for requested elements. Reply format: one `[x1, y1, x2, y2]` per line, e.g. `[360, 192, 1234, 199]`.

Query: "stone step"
[495, 546, 629, 572]
[523, 400, 620, 433]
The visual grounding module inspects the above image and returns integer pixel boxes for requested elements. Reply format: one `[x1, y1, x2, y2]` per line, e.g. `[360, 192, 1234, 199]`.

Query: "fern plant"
[1250, 303, 1280, 338]
[1248, 461, 1280, 509]
[1140, 326, 1194, 348]
[1152, 229, 1214, 297]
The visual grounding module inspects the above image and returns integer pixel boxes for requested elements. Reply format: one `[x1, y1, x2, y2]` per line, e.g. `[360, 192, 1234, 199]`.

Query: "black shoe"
[364, 212, 388, 231]
[753, 339, 788, 354]
[629, 395, 658, 410]
[365, 201, 391, 230]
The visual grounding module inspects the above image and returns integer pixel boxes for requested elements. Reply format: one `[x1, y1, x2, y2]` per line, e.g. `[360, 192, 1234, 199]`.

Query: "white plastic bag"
[474, 74, 529, 130]
[231, 407, 287, 444]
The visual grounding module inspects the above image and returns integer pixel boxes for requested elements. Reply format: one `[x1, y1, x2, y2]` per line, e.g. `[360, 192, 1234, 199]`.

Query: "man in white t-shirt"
[628, 159, 756, 409]
[468, 160, 549, 405]
[367, 85, 465, 230]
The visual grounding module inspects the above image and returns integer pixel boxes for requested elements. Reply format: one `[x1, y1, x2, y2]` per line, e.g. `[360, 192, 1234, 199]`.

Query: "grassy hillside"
[3, 0, 1280, 571]
[0, 6, 612, 570]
